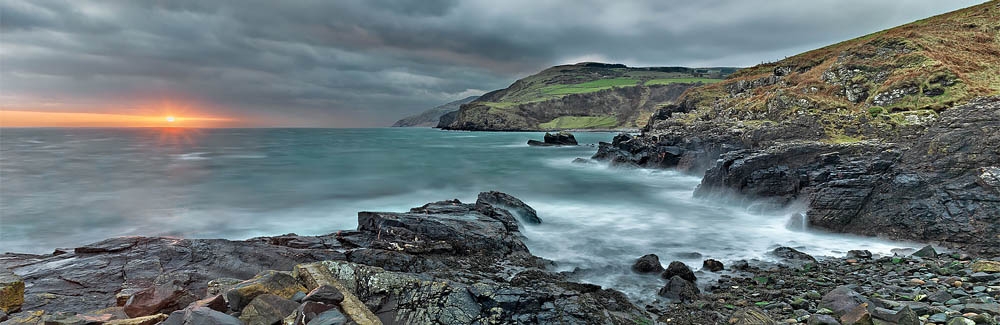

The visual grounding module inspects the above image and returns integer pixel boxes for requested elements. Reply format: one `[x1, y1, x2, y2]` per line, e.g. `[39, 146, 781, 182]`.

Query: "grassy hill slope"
[443, 63, 735, 130]
[648, 1, 1000, 142]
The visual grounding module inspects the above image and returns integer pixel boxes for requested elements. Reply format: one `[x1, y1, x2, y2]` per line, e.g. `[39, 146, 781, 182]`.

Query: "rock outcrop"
[527, 131, 578, 146]
[0, 192, 650, 324]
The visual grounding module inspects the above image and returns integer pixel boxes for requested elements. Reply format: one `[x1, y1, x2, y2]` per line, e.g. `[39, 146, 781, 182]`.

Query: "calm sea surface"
[0, 127, 913, 299]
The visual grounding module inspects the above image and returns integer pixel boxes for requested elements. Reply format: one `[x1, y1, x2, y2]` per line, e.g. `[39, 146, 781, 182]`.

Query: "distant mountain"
[440, 62, 735, 131]
[392, 96, 479, 127]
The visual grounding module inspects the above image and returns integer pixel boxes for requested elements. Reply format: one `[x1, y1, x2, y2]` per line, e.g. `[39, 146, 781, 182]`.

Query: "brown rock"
[123, 283, 197, 317]
[0, 267, 25, 313]
[840, 303, 874, 325]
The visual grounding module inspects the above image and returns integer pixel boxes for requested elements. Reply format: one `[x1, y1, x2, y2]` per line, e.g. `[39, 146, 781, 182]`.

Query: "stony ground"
[638, 246, 1000, 324]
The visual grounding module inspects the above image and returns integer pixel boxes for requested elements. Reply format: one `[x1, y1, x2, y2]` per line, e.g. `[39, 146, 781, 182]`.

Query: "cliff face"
[446, 83, 691, 131]
[594, 2, 1000, 254]
[392, 96, 478, 127]
[442, 62, 735, 131]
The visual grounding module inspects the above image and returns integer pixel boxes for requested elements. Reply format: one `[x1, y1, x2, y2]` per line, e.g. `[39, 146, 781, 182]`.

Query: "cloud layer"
[0, 0, 983, 126]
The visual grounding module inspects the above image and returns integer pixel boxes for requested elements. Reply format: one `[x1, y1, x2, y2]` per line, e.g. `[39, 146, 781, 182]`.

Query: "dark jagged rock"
[847, 250, 873, 259]
[912, 245, 938, 258]
[661, 261, 696, 282]
[772, 247, 818, 266]
[658, 275, 700, 302]
[702, 259, 724, 272]
[528, 131, 578, 146]
[303, 285, 343, 305]
[0, 192, 651, 324]
[476, 191, 541, 224]
[632, 254, 665, 274]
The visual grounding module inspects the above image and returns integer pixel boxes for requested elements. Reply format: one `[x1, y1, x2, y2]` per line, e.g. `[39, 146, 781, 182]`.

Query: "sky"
[0, 0, 985, 127]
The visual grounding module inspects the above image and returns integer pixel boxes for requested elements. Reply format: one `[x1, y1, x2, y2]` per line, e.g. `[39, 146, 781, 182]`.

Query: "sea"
[0, 127, 915, 300]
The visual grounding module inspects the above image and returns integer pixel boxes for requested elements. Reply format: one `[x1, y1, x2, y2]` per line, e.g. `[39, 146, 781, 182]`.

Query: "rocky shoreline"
[593, 97, 1000, 256]
[1, 189, 998, 324]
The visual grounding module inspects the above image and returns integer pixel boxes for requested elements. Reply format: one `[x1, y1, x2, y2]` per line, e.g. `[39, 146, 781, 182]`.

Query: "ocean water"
[0, 127, 914, 299]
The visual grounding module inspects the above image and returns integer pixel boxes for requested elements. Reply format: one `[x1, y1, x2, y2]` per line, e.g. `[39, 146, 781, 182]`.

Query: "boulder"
[283, 301, 336, 325]
[658, 275, 700, 302]
[225, 270, 307, 312]
[847, 250, 873, 259]
[703, 259, 725, 272]
[308, 309, 349, 325]
[239, 294, 300, 325]
[476, 191, 541, 224]
[0, 268, 24, 313]
[727, 307, 777, 325]
[839, 303, 873, 325]
[162, 306, 242, 325]
[528, 132, 578, 146]
[661, 261, 697, 282]
[772, 247, 817, 264]
[911, 245, 937, 258]
[124, 283, 197, 317]
[632, 254, 665, 274]
[821, 286, 869, 317]
[303, 285, 344, 305]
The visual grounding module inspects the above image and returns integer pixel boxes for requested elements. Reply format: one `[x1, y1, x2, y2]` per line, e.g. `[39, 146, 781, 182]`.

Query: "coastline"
[2, 191, 998, 324]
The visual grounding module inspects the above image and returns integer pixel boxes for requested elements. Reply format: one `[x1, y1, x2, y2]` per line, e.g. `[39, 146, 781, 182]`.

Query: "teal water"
[0, 127, 911, 299]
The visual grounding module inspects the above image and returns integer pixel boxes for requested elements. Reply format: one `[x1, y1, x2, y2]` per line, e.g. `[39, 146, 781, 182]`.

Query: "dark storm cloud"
[0, 0, 984, 126]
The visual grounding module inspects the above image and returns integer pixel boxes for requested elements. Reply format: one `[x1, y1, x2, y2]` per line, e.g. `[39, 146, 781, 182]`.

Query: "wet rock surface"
[0, 192, 650, 324]
[527, 131, 578, 146]
[595, 97, 1000, 254]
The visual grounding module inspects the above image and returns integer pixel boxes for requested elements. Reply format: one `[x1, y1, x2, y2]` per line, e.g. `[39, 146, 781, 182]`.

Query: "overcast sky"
[0, 1, 984, 127]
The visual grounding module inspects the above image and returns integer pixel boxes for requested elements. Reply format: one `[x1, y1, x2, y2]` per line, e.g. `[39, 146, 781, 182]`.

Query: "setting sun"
[166, 116, 176, 122]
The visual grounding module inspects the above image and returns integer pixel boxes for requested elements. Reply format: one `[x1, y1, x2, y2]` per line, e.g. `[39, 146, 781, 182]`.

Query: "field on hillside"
[538, 116, 619, 129]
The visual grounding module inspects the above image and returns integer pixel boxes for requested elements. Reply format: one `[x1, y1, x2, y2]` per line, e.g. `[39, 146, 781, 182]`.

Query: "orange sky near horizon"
[0, 110, 235, 128]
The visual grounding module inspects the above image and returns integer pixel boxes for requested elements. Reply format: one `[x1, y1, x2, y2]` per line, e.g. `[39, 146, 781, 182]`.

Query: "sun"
[165, 116, 176, 123]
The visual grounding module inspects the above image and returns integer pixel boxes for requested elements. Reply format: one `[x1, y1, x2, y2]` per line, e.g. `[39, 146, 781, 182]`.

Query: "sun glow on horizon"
[0, 110, 233, 128]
